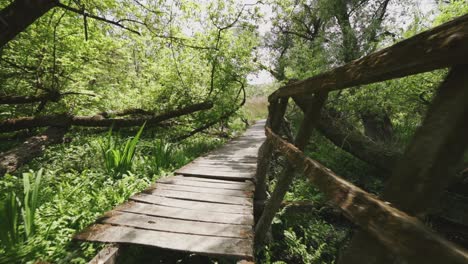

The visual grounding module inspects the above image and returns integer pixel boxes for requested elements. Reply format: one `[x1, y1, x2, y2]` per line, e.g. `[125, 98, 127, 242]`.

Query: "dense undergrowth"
[0, 125, 229, 264]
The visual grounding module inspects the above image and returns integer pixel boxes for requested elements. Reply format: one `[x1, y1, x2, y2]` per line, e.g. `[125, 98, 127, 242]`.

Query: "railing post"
[255, 92, 328, 246]
[339, 65, 468, 264]
[254, 97, 289, 222]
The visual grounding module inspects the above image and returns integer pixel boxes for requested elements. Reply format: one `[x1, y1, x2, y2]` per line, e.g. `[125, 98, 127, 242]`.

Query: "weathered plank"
[189, 160, 257, 165]
[179, 163, 256, 173]
[88, 245, 119, 264]
[130, 193, 252, 215]
[146, 188, 252, 206]
[157, 183, 252, 198]
[75, 120, 265, 259]
[174, 170, 254, 181]
[269, 14, 468, 101]
[115, 201, 254, 225]
[172, 175, 254, 185]
[101, 211, 253, 239]
[157, 178, 254, 191]
[75, 224, 253, 259]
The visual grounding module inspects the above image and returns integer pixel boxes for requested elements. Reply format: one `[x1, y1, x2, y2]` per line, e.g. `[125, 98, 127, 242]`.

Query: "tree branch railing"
[254, 14, 468, 264]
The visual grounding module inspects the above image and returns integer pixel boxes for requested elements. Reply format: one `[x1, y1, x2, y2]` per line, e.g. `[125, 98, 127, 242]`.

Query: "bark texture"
[0, 0, 58, 48]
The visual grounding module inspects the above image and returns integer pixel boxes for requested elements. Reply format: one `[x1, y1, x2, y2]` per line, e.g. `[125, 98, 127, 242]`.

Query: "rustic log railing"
[254, 14, 468, 264]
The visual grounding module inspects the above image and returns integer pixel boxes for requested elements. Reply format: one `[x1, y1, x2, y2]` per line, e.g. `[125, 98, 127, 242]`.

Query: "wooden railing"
[254, 14, 468, 264]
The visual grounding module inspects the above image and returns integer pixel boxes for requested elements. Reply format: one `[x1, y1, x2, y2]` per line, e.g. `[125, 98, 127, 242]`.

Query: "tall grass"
[99, 124, 145, 177]
[151, 140, 174, 172]
[0, 169, 42, 249]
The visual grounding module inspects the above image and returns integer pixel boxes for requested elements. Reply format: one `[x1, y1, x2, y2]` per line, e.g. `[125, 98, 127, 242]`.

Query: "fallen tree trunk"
[0, 126, 67, 175]
[171, 111, 235, 142]
[0, 102, 213, 132]
[293, 96, 400, 173]
[0, 94, 54, 104]
[97, 108, 154, 118]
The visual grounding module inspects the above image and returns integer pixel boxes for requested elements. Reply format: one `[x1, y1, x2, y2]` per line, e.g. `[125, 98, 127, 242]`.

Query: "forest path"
[75, 120, 266, 261]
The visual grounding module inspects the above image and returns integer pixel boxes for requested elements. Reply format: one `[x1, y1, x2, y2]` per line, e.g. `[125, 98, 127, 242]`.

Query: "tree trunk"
[0, 0, 58, 48]
[0, 102, 213, 132]
[360, 111, 394, 142]
[293, 96, 400, 173]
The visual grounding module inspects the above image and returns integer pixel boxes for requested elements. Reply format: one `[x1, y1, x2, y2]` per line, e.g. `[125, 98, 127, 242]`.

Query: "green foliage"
[0, 192, 20, 250]
[22, 169, 43, 239]
[259, 204, 349, 264]
[434, 0, 468, 25]
[150, 140, 175, 173]
[0, 126, 226, 263]
[0, 169, 43, 252]
[99, 124, 145, 177]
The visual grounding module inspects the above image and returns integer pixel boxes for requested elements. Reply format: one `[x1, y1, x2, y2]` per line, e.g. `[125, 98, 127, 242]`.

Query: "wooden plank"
[174, 169, 254, 180]
[88, 245, 119, 264]
[190, 159, 257, 165]
[157, 183, 252, 198]
[147, 188, 252, 206]
[157, 178, 254, 191]
[189, 163, 256, 169]
[172, 175, 254, 185]
[101, 211, 253, 239]
[199, 155, 258, 161]
[75, 224, 253, 259]
[175, 167, 255, 177]
[130, 193, 252, 215]
[179, 163, 256, 173]
[115, 201, 253, 225]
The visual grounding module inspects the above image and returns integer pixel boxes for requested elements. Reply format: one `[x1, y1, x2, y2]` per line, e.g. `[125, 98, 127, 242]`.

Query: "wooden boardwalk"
[75, 120, 266, 260]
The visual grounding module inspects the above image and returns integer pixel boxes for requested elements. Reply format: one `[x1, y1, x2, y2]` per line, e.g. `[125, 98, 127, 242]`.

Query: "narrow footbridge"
[75, 120, 266, 260]
[75, 14, 468, 264]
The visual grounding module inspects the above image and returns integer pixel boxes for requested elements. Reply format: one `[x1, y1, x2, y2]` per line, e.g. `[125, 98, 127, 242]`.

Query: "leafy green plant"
[22, 169, 42, 239]
[151, 140, 174, 172]
[0, 192, 20, 249]
[0, 169, 43, 249]
[100, 124, 145, 177]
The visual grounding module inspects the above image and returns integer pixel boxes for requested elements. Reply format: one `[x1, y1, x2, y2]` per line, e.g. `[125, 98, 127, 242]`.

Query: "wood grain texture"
[130, 193, 252, 215]
[115, 201, 254, 225]
[147, 188, 252, 206]
[157, 183, 253, 198]
[76, 224, 254, 259]
[157, 177, 254, 191]
[101, 211, 253, 238]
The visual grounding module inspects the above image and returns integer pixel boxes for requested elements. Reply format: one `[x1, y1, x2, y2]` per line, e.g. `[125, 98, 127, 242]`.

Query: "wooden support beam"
[254, 98, 289, 222]
[265, 127, 468, 264]
[88, 245, 119, 264]
[339, 65, 468, 264]
[255, 92, 327, 246]
[269, 14, 468, 101]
